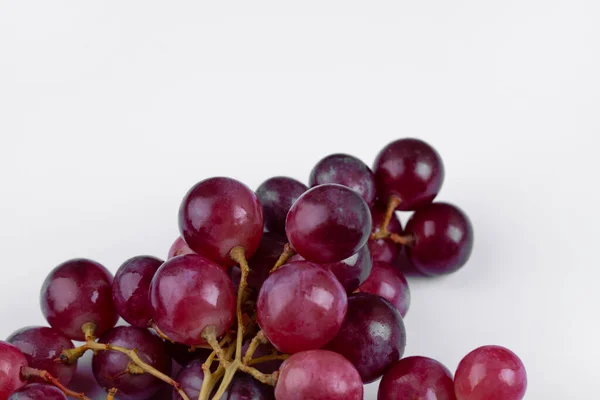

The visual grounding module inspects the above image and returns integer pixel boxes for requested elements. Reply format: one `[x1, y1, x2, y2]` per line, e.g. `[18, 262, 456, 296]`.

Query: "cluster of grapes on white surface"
[0, 138, 527, 400]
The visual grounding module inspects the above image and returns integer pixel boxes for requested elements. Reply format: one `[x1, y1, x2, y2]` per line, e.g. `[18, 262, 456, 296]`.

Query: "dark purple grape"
[256, 177, 308, 235]
[374, 138, 444, 210]
[405, 202, 473, 276]
[369, 202, 403, 264]
[289, 244, 372, 293]
[309, 153, 376, 207]
[223, 373, 275, 400]
[179, 177, 264, 267]
[241, 341, 283, 374]
[378, 356, 456, 400]
[168, 237, 195, 259]
[40, 258, 119, 341]
[0, 341, 28, 398]
[112, 256, 164, 328]
[7, 326, 77, 385]
[275, 350, 363, 399]
[358, 261, 411, 317]
[172, 359, 205, 400]
[150, 254, 236, 346]
[326, 293, 406, 383]
[286, 184, 372, 263]
[165, 341, 212, 367]
[92, 326, 171, 400]
[8, 383, 67, 400]
[257, 261, 348, 354]
[229, 232, 288, 296]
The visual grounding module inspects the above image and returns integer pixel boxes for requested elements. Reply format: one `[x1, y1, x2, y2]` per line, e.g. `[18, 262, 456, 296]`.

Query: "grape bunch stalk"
[0, 138, 527, 400]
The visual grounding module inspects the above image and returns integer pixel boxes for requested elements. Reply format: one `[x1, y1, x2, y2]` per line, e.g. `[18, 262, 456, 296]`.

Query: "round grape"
[168, 237, 195, 259]
[326, 293, 406, 383]
[289, 244, 373, 293]
[257, 261, 348, 354]
[112, 255, 164, 328]
[373, 138, 444, 210]
[179, 177, 264, 267]
[172, 359, 205, 400]
[92, 326, 171, 400]
[358, 261, 411, 317]
[309, 153, 376, 207]
[7, 326, 77, 385]
[378, 356, 456, 400]
[0, 341, 28, 398]
[150, 254, 236, 345]
[369, 202, 403, 264]
[454, 345, 527, 400]
[223, 373, 275, 400]
[256, 176, 307, 235]
[8, 383, 67, 400]
[275, 350, 363, 400]
[286, 184, 372, 263]
[405, 202, 473, 275]
[40, 258, 118, 341]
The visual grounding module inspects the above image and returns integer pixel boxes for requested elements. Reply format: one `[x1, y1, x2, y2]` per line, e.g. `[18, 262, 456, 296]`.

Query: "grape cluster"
[0, 138, 527, 400]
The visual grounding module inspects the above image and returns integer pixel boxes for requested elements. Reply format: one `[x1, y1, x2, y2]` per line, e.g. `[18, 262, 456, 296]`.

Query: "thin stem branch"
[238, 364, 279, 386]
[107, 388, 118, 400]
[242, 330, 267, 365]
[247, 353, 289, 367]
[21, 367, 91, 400]
[199, 345, 234, 400]
[202, 327, 230, 367]
[371, 195, 401, 240]
[270, 243, 295, 273]
[148, 320, 175, 343]
[389, 232, 415, 246]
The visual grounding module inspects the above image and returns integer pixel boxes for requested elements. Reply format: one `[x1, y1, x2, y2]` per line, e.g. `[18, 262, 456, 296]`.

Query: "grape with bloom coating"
[275, 350, 363, 400]
[150, 254, 236, 345]
[358, 261, 411, 317]
[286, 184, 372, 263]
[257, 261, 348, 354]
[0, 341, 28, 399]
[168, 237, 195, 259]
[7, 326, 77, 385]
[8, 383, 67, 400]
[256, 176, 307, 235]
[40, 258, 118, 341]
[179, 177, 264, 267]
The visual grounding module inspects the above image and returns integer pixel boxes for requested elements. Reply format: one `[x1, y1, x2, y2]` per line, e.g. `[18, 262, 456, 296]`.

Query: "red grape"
[374, 138, 444, 210]
[112, 255, 164, 328]
[92, 326, 171, 400]
[7, 326, 77, 385]
[326, 293, 406, 383]
[405, 202, 473, 275]
[223, 373, 274, 400]
[454, 345, 527, 400]
[286, 184, 372, 263]
[167, 237, 196, 259]
[256, 176, 308, 235]
[40, 258, 119, 341]
[172, 359, 205, 400]
[289, 244, 373, 293]
[256, 261, 348, 354]
[369, 202, 403, 264]
[8, 383, 67, 400]
[378, 356, 456, 400]
[0, 341, 28, 398]
[149, 254, 236, 345]
[275, 350, 363, 400]
[309, 153, 377, 207]
[179, 177, 264, 267]
[358, 261, 411, 317]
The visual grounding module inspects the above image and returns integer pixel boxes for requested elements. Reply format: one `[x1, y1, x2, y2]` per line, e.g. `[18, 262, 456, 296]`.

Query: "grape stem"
[107, 388, 118, 400]
[148, 320, 175, 343]
[242, 330, 267, 365]
[199, 344, 235, 400]
[247, 353, 289, 367]
[389, 232, 415, 245]
[20, 366, 91, 400]
[270, 243, 295, 273]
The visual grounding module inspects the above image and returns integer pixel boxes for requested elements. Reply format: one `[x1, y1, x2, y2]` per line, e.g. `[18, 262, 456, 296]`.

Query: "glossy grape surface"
[0, 341, 28, 399]
[8, 383, 67, 400]
[257, 261, 348, 354]
[168, 237, 196, 259]
[7, 326, 77, 385]
[369, 202, 403, 264]
[454, 345, 527, 400]
[405, 202, 473, 276]
[150, 254, 236, 345]
[112, 255, 164, 328]
[40, 258, 118, 341]
[358, 261, 411, 317]
[172, 359, 205, 400]
[179, 177, 264, 266]
[309, 153, 376, 207]
[326, 293, 406, 383]
[256, 176, 308, 235]
[286, 184, 372, 263]
[378, 356, 456, 400]
[275, 350, 363, 400]
[374, 138, 444, 210]
[92, 326, 171, 400]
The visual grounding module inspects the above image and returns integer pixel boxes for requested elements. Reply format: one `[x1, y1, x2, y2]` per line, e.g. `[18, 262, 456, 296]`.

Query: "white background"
[1, 1, 599, 399]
